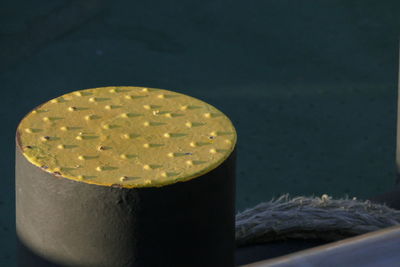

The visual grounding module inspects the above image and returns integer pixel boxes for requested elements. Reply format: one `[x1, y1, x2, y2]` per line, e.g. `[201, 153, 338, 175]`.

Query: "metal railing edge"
[240, 225, 400, 267]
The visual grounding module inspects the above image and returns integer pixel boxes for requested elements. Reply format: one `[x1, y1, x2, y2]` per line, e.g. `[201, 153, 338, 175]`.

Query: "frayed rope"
[235, 194, 400, 247]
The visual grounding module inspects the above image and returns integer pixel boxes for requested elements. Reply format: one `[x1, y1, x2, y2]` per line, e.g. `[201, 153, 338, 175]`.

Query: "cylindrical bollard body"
[15, 86, 237, 267]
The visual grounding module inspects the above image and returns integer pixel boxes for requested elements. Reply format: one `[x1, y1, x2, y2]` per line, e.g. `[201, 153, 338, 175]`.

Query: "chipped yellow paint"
[16, 86, 237, 188]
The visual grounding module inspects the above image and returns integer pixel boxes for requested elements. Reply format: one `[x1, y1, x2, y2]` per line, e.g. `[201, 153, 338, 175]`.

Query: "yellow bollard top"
[16, 86, 237, 188]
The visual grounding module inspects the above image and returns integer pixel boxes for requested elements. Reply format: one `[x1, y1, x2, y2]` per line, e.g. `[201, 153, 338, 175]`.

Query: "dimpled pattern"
[17, 86, 237, 188]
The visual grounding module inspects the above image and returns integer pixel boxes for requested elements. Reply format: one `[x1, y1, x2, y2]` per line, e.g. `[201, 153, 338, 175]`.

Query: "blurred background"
[1, 0, 399, 265]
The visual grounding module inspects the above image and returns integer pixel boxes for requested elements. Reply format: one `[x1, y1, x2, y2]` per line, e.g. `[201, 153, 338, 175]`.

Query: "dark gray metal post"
[16, 142, 236, 267]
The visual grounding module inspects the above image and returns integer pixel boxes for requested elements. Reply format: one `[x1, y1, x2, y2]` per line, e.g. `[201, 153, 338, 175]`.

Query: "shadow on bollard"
[17, 237, 62, 267]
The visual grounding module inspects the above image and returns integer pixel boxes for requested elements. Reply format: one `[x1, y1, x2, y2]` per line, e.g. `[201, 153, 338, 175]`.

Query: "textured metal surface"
[16, 86, 236, 188]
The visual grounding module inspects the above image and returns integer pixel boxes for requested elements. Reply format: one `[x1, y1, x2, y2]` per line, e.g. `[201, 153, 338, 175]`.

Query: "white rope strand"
[235, 194, 400, 246]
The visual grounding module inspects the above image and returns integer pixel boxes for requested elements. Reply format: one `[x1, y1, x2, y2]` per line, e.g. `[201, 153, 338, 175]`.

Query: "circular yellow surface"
[17, 86, 237, 188]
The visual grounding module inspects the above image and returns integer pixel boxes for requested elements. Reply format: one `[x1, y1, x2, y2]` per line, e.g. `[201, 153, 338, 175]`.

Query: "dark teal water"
[1, 0, 399, 265]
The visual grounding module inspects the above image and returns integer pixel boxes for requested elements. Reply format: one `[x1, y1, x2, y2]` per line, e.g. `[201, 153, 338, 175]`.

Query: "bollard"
[15, 86, 237, 267]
